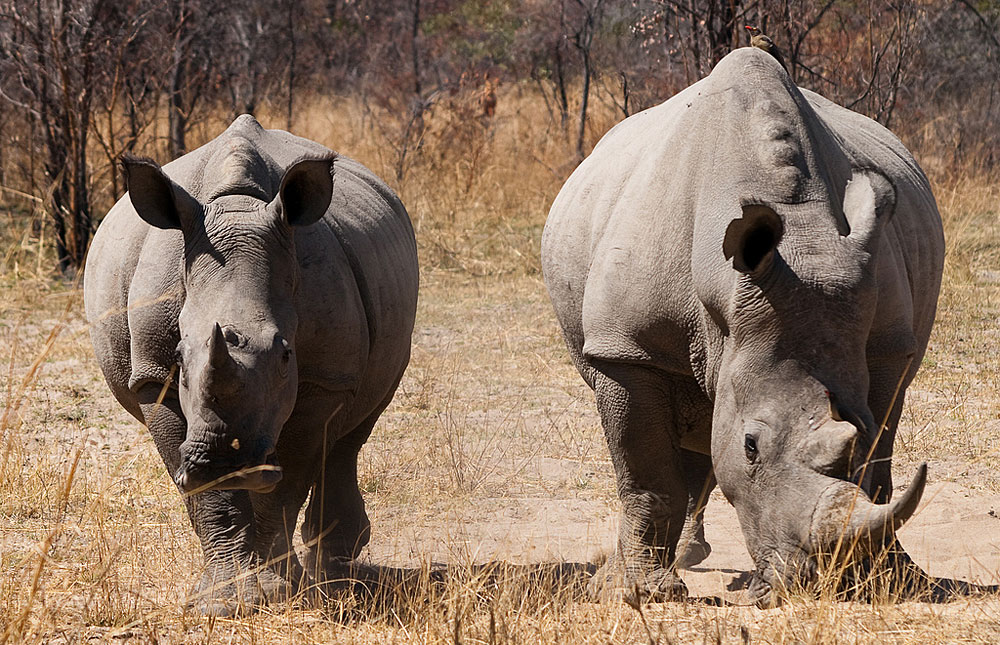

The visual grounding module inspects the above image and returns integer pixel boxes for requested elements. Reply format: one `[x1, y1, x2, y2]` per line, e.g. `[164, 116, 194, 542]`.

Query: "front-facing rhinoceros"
[541, 48, 943, 605]
[84, 115, 418, 614]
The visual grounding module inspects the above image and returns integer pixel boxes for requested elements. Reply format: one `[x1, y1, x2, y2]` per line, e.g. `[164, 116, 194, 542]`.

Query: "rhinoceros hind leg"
[249, 393, 357, 601]
[588, 361, 699, 602]
[675, 449, 715, 569]
[302, 406, 384, 575]
[840, 539, 998, 602]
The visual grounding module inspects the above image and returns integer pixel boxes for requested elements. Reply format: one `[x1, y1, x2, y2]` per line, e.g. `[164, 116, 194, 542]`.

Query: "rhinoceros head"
[121, 146, 334, 494]
[706, 170, 926, 605]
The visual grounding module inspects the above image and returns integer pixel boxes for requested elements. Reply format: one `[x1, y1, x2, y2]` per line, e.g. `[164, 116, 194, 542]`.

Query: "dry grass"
[1, 86, 999, 643]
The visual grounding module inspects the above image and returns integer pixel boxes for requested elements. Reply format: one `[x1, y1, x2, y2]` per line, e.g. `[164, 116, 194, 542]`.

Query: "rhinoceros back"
[541, 47, 943, 393]
[799, 89, 943, 361]
[541, 75, 722, 385]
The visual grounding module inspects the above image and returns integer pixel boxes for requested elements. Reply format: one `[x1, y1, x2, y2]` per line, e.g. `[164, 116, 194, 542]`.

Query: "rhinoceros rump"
[541, 48, 943, 605]
[84, 115, 418, 614]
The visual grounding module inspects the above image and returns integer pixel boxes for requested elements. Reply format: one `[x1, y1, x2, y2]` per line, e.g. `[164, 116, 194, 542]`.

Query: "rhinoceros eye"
[744, 433, 759, 461]
[223, 327, 242, 346]
[174, 342, 188, 387]
[277, 337, 292, 378]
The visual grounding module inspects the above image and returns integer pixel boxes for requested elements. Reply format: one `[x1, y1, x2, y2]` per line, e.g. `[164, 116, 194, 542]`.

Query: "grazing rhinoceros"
[84, 115, 418, 614]
[541, 48, 943, 605]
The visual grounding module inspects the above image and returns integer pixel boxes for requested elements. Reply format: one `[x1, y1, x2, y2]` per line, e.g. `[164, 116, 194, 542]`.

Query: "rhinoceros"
[84, 115, 418, 614]
[541, 48, 943, 605]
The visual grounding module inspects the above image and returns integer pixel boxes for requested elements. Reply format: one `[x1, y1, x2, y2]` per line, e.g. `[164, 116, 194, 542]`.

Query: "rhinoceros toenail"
[231, 438, 240, 450]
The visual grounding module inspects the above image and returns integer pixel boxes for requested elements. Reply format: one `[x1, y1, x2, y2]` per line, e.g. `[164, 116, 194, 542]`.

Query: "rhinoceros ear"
[273, 155, 334, 228]
[723, 204, 784, 274]
[120, 154, 201, 230]
[843, 170, 895, 253]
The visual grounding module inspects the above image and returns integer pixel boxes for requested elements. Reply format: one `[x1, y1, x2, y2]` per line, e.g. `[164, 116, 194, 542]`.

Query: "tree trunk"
[169, 2, 189, 159]
[72, 106, 91, 268]
[286, 0, 296, 130]
[410, 0, 422, 96]
[687, 0, 703, 79]
[555, 0, 570, 128]
[708, 0, 736, 66]
[169, 49, 187, 158]
[37, 73, 71, 274]
[576, 47, 591, 161]
[554, 40, 569, 128]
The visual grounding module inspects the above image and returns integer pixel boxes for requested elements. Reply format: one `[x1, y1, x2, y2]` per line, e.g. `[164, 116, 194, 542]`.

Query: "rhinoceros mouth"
[746, 547, 817, 608]
[175, 453, 283, 494]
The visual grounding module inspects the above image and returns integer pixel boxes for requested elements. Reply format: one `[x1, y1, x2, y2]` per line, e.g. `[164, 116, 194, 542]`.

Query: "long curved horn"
[845, 463, 927, 546]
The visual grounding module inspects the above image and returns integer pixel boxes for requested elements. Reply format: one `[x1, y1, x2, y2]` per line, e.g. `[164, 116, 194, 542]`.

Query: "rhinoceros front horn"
[207, 322, 231, 370]
[845, 462, 927, 548]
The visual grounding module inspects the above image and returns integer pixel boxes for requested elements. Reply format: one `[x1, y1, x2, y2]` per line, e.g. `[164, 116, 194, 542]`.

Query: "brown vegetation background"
[1, 0, 998, 274]
[1, 1, 999, 643]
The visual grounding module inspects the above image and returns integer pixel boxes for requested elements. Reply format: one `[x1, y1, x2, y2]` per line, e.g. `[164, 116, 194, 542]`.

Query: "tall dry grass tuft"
[0, 85, 998, 642]
[899, 168, 1000, 490]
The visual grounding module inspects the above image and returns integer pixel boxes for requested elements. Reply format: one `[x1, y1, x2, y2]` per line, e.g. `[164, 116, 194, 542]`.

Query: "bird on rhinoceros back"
[541, 47, 961, 606]
[84, 115, 418, 615]
[746, 25, 788, 72]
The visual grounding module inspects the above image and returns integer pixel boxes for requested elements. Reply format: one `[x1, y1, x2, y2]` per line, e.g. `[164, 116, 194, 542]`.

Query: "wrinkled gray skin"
[84, 115, 418, 615]
[541, 49, 942, 606]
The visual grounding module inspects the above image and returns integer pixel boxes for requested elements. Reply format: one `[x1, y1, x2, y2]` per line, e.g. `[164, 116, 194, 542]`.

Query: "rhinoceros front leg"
[136, 384, 264, 616]
[589, 361, 692, 602]
[863, 358, 915, 504]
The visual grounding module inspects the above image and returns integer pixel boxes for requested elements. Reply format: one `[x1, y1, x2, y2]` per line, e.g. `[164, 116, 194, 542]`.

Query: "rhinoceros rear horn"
[723, 204, 784, 274]
[804, 419, 859, 478]
[273, 155, 335, 228]
[843, 170, 895, 253]
[120, 153, 201, 231]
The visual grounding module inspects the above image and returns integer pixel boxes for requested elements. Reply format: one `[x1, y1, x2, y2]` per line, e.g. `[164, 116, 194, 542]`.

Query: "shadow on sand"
[833, 548, 1000, 604]
[307, 551, 999, 617]
[308, 560, 599, 619]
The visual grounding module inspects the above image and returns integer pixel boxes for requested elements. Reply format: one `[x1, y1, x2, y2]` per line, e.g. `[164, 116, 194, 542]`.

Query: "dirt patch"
[3, 270, 999, 643]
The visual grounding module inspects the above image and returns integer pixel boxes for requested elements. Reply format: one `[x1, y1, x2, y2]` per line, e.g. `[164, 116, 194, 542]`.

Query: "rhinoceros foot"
[675, 520, 712, 569]
[187, 559, 295, 616]
[587, 554, 688, 603]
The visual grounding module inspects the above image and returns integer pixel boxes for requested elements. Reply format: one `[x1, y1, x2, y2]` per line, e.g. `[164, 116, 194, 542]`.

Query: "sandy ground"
[367, 465, 1000, 599]
[2, 273, 998, 636]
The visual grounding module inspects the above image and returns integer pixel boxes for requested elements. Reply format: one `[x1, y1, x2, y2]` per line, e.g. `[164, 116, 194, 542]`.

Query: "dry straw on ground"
[1, 88, 998, 643]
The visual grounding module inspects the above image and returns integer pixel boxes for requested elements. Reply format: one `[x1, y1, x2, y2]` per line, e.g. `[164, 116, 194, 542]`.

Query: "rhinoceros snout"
[175, 449, 282, 494]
